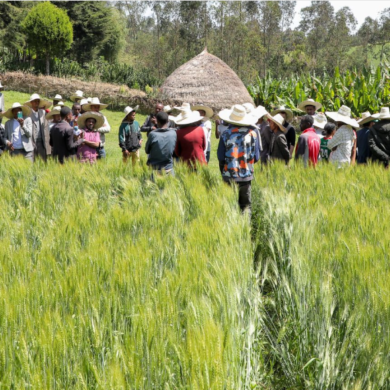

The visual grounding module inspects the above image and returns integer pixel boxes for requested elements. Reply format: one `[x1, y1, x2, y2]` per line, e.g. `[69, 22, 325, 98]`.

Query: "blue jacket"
[145, 128, 177, 170]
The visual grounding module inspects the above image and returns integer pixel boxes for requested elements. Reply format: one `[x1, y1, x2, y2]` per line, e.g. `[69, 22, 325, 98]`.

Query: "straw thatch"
[1, 72, 146, 108]
[160, 48, 253, 111]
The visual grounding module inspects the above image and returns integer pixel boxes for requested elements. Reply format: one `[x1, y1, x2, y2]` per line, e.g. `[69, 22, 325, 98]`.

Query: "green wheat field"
[1, 92, 390, 389]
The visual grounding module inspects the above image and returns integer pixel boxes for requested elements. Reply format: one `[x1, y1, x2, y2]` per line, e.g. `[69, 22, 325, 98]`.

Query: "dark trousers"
[226, 180, 252, 214]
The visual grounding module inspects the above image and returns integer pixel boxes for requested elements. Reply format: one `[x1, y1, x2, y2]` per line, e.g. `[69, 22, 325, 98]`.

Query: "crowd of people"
[0, 83, 389, 213]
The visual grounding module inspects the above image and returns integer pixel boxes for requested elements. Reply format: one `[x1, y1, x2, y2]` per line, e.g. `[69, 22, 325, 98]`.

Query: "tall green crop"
[0, 157, 262, 389]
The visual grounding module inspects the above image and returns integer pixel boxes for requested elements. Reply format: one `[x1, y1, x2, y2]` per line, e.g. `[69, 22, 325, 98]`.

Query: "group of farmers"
[0, 81, 389, 213]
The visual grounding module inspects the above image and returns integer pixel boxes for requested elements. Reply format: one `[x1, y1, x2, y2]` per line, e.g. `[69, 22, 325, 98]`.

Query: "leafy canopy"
[22, 2, 73, 57]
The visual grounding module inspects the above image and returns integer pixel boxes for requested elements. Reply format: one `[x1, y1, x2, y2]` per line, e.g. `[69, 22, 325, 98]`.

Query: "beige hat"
[298, 98, 322, 112]
[174, 108, 204, 126]
[174, 102, 191, 111]
[79, 98, 88, 107]
[218, 104, 256, 127]
[377, 107, 390, 120]
[52, 94, 62, 101]
[358, 111, 380, 126]
[252, 105, 268, 120]
[267, 113, 287, 133]
[271, 106, 293, 123]
[313, 112, 327, 129]
[77, 111, 105, 130]
[163, 105, 172, 113]
[191, 105, 214, 119]
[70, 90, 84, 102]
[46, 106, 62, 120]
[2, 102, 31, 119]
[325, 106, 359, 129]
[82, 97, 108, 111]
[24, 93, 51, 109]
[123, 105, 139, 121]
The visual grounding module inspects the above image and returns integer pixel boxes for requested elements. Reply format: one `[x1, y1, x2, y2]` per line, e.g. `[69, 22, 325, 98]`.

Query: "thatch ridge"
[160, 49, 253, 111]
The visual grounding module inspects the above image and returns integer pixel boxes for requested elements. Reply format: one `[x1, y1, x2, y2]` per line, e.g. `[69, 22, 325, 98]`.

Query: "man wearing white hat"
[295, 115, 321, 167]
[217, 104, 260, 214]
[326, 105, 359, 166]
[356, 111, 379, 164]
[2, 103, 34, 162]
[52, 94, 63, 107]
[46, 106, 62, 131]
[267, 113, 290, 164]
[81, 97, 110, 159]
[0, 81, 4, 124]
[119, 105, 142, 165]
[298, 99, 322, 116]
[24, 93, 51, 161]
[368, 107, 390, 168]
[271, 106, 296, 158]
[70, 90, 84, 103]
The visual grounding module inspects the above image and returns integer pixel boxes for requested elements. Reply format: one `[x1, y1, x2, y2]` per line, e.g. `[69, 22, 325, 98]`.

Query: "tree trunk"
[45, 53, 50, 75]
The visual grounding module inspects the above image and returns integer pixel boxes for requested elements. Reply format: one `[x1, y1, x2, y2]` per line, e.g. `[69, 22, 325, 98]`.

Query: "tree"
[22, 2, 73, 75]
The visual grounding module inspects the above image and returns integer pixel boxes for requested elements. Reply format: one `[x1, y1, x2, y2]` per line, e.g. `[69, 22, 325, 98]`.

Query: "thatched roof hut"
[160, 49, 254, 111]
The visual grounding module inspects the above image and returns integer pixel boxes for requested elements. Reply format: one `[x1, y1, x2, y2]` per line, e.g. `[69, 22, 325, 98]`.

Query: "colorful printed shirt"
[320, 136, 332, 161]
[217, 125, 260, 182]
[295, 127, 321, 167]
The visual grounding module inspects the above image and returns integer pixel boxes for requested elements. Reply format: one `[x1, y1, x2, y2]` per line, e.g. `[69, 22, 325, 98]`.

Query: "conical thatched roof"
[160, 49, 254, 111]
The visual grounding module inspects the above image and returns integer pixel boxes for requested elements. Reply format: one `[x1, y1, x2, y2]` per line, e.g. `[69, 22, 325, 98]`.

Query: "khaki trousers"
[123, 150, 140, 166]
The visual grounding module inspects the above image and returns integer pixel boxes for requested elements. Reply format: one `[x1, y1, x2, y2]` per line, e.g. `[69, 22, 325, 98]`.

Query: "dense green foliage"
[248, 64, 390, 117]
[21, 2, 73, 75]
[252, 163, 390, 388]
[0, 158, 261, 389]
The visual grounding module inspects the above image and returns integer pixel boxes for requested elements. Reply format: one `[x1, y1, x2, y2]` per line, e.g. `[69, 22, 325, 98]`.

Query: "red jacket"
[295, 128, 320, 166]
[175, 125, 206, 167]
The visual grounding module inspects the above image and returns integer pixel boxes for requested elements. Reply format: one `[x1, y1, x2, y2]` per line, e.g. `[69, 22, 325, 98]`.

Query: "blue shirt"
[145, 128, 177, 170]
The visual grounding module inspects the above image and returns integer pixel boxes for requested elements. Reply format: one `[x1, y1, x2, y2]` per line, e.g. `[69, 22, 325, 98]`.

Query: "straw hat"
[82, 97, 108, 111]
[267, 113, 287, 133]
[87, 97, 92, 103]
[251, 105, 268, 120]
[376, 107, 390, 120]
[46, 106, 62, 120]
[70, 90, 84, 102]
[313, 112, 327, 129]
[123, 105, 139, 122]
[218, 104, 256, 127]
[2, 102, 31, 119]
[77, 111, 105, 130]
[357, 111, 380, 126]
[24, 93, 51, 109]
[191, 104, 214, 119]
[271, 106, 293, 123]
[174, 108, 204, 126]
[163, 105, 172, 113]
[325, 106, 359, 128]
[298, 98, 322, 112]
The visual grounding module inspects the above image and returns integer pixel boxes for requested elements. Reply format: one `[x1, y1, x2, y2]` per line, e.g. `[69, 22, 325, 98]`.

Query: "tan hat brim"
[191, 105, 214, 119]
[298, 100, 322, 112]
[82, 103, 108, 111]
[77, 111, 105, 130]
[325, 112, 359, 129]
[175, 113, 204, 126]
[2, 105, 31, 119]
[218, 109, 256, 127]
[271, 108, 293, 122]
[267, 114, 287, 133]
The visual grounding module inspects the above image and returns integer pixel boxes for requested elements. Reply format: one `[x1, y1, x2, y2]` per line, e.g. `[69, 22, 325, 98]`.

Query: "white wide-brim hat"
[123, 105, 139, 121]
[46, 106, 62, 120]
[242, 102, 255, 114]
[358, 111, 379, 126]
[164, 105, 172, 113]
[325, 105, 359, 129]
[79, 98, 88, 107]
[267, 113, 287, 133]
[313, 112, 327, 129]
[52, 94, 62, 101]
[174, 102, 191, 111]
[251, 105, 268, 120]
[298, 98, 322, 112]
[218, 104, 256, 127]
[77, 111, 105, 130]
[24, 93, 51, 109]
[271, 106, 293, 123]
[70, 90, 84, 102]
[174, 109, 204, 126]
[82, 97, 108, 111]
[191, 105, 214, 119]
[376, 107, 390, 120]
[2, 102, 31, 119]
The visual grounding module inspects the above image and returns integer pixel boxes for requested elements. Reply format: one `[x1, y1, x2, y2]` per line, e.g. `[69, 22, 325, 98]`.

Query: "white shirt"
[11, 119, 23, 149]
[202, 119, 212, 152]
[327, 125, 356, 165]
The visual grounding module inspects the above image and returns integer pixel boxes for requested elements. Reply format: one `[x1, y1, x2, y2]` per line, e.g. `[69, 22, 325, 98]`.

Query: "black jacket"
[368, 120, 390, 167]
[270, 129, 290, 164]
